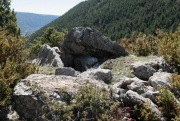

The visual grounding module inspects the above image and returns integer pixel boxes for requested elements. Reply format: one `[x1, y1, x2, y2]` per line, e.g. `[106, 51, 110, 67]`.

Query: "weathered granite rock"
[60, 27, 127, 58]
[113, 77, 149, 89]
[148, 56, 175, 73]
[131, 61, 156, 80]
[55, 67, 79, 77]
[112, 77, 159, 104]
[33, 44, 64, 67]
[74, 55, 98, 72]
[13, 74, 107, 120]
[148, 72, 171, 89]
[131, 56, 175, 80]
[123, 90, 163, 121]
[79, 68, 112, 83]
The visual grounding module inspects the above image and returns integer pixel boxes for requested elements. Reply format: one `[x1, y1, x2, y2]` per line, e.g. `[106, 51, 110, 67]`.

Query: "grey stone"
[55, 67, 79, 77]
[149, 56, 175, 73]
[34, 44, 64, 67]
[131, 56, 175, 81]
[80, 68, 112, 83]
[60, 27, 127, 58]
[131, 61, 156, 80]
[123, 90, 163, 121]
[13, 74, 107, 120]
[148, 72, 171, 89]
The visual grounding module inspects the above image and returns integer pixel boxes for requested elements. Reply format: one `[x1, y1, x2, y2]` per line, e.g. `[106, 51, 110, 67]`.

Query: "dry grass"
[101, 55, 155, 81]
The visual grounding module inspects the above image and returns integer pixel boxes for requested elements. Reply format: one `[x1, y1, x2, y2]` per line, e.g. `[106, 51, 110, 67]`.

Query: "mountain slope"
[28, 0, 180, 43]
[16, 12, 59, 35]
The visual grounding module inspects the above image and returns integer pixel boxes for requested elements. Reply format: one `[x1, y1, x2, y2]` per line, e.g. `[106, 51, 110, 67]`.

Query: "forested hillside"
[28, 0, 180, 43]
[16, 12, 58, 35]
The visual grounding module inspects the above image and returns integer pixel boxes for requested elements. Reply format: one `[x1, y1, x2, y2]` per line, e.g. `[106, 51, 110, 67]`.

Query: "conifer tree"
[0, 0, 20, 36]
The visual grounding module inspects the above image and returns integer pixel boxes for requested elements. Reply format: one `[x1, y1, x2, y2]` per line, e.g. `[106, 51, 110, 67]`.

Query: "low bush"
[134, 102, 158, 121]
[157, 86, 180, 120]
[0, 28, 35, 107]
[120, 31, 159, 56]
[29, 27, 67, 58]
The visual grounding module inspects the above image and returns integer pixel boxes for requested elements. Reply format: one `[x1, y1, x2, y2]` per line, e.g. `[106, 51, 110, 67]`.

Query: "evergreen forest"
[28, 0, 180, 44]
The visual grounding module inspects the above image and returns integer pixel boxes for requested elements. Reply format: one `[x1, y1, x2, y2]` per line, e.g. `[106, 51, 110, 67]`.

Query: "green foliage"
[134, 102, 158, 121]
[169, 73, 180, 91]
[120, 32, 159, 56]
[72, 85, 119, 120]
[45, 84, 120, 120]
[158, 25, 180, 71]
[0, 0, 20, 36]
[29, 27, 67, 58]
[28, 0, 180, 43]
[157, 86, 180, 120]
[0, 28, 36, 107]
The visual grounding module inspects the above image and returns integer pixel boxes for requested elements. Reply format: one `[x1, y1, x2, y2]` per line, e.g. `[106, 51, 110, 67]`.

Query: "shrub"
[0, 28, 35, 107]
[120, 31, 159, 56]
[157, 25, 180, 71]
[134, 102, 158, 121]
[169, 73, 180, 91]
[29, 27, 67, 58]
[156, 86, 180, 120]
[42, 84, 121, 120]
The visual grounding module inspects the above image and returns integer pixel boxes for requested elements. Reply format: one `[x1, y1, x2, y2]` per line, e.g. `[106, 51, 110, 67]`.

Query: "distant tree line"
[28, 0, 180, 44]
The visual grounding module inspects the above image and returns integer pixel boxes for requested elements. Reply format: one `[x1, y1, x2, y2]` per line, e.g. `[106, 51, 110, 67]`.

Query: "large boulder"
[74, 55, 98, 72]
[60, 27, 127, 58]
[33, 44, 64, 67]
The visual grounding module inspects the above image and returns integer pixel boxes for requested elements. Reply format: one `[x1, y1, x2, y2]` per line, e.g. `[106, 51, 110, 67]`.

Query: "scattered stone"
[149, 56, 175, 73]
[148, 72, 171, 89]
[131, 61, 156, 80]
[123, 90, 163, 121]
[131, 56, 175, 80]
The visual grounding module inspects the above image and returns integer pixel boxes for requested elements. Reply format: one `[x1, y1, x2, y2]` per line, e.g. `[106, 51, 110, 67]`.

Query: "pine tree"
[0, 0, 20, 36]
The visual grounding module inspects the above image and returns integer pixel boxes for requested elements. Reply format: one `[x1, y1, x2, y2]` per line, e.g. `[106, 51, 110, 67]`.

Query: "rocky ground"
[2, 27, 177, 121]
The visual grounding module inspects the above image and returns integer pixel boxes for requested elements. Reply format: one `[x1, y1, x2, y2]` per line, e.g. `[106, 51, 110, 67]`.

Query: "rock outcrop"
[33, 44, 64, 67]
[13, 74, 107, 120]
[60, 27, 127, 58]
